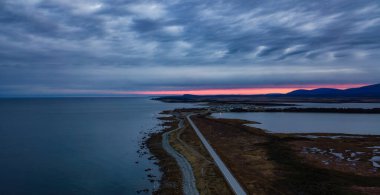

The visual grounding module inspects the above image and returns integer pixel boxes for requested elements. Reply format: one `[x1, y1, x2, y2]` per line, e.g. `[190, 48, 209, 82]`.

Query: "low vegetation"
[192, 114, 380, 194]
[148, 109, 380, 194]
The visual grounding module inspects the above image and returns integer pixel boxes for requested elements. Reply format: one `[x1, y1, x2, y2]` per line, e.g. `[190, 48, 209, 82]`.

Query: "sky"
[0, 0, 379, 96]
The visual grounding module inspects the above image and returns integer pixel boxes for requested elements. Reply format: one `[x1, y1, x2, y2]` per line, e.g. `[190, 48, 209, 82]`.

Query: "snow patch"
[369, 156, 380, 168]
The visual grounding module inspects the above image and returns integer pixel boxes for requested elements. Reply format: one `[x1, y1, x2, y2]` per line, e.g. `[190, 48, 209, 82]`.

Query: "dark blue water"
[270, 102, 380, 109]
[0, 98, 199, 194]
[213, 112, 380, 135]
[291, 102, 380, 109]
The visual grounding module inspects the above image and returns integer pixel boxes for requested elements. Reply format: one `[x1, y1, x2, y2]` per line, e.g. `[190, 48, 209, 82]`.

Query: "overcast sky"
[0, 0, 379, 96]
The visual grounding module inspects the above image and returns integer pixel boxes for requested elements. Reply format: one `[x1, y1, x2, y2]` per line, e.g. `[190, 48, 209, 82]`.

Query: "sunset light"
[128, 84, 367, 95]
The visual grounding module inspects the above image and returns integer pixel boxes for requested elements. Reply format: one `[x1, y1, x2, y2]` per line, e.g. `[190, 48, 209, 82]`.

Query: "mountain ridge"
[286, 83, 380, 97]
[153, 83, 380, 103]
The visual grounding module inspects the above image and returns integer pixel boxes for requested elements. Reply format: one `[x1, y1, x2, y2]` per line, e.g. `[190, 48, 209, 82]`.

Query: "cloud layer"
[0, 0, 379, 95]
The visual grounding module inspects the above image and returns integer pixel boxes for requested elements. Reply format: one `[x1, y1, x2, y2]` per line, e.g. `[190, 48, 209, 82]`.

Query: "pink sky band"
[128, 84, 367, 95]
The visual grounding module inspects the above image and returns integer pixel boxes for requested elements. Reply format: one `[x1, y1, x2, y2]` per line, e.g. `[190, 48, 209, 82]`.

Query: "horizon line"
[0, 83, 370, 97]
[126, 83, 368, 96]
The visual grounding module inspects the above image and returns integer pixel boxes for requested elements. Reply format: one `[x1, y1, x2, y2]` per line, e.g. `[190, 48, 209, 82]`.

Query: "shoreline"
[145, 109, 232, 194]
[145, 113, 182, 194]
[229, 107, 380, 113]
[147, 107, 380, 194]
[192, 113, 380, 193]
[161, 117, 199, 195]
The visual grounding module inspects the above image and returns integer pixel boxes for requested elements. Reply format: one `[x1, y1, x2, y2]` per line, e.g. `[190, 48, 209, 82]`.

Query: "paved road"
[161, 119, 199, 195]
[187, 115, 247, 195]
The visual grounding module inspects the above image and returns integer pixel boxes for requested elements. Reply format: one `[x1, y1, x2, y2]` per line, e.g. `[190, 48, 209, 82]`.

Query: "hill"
[153, 83, 380, 103]
[287, 83, 380, 97]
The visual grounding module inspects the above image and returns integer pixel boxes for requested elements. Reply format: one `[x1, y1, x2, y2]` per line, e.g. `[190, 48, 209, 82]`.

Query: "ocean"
[0, 97, 198, 194]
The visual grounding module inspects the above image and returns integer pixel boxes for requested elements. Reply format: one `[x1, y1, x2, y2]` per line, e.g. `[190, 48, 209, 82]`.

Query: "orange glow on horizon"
[127, 83, 367, 95]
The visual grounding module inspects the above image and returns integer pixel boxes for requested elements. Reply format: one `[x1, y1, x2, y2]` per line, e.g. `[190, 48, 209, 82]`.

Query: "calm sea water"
[212, 112, 380, 135]
[285, 102, 380, 109]
[0, 98, 199, 194]
[273, 102, 380, 109]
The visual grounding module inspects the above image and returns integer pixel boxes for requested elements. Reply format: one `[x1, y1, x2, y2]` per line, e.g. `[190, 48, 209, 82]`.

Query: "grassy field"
[148, 109, 380, 194]
[170, 118, 232, 194]
[191, 114, 380, 194]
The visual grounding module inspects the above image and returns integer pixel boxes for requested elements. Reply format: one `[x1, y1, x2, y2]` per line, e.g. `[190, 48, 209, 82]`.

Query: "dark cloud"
[131, 19, 156, 32]
[0, 0, 379, 96]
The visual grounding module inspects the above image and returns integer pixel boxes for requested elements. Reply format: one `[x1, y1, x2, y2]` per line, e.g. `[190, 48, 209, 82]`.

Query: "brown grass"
[170, 119, 232, 194]
[146, 118, 182, 194]
[150, 110, 380, 194]
[191, 115, 281, 194]
[147, 111, 231, 194]
[191, 114, 380, 194]
[289, 136, 380, 177]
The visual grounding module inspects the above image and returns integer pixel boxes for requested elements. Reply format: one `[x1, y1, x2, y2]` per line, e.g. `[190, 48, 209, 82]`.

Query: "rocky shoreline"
[145, 107, 380, 194]
[144, 112, 183, 194]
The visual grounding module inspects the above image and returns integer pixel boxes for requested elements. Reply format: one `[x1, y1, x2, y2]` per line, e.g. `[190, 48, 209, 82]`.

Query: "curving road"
[186, 115, 247, 195]
[161, 119, 199, 195]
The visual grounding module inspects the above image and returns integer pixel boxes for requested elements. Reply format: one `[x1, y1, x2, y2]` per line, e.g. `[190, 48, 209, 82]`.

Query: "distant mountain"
[154, 83, 380, 103]
[287, 88, 342, 96]
[286, 83, 380, 97]
[344, 83, 380, 96]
